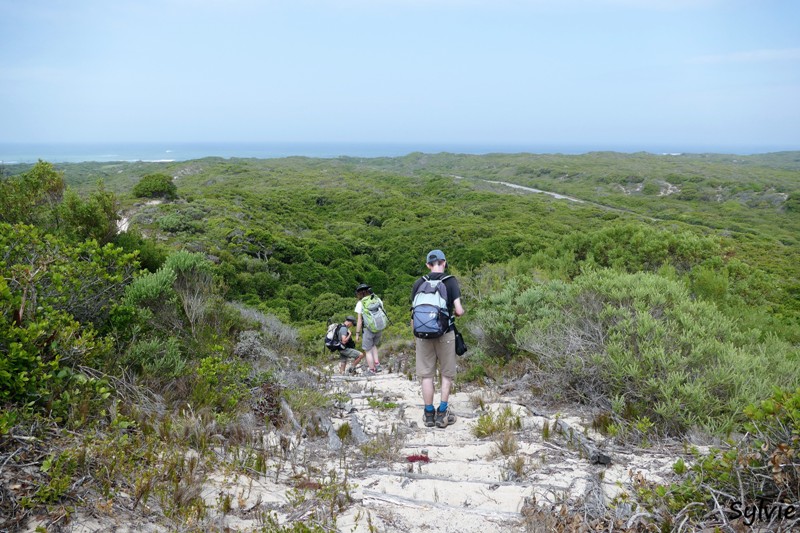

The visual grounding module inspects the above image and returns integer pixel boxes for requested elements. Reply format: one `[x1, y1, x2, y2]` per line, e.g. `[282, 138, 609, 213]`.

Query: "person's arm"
[448, 277, 465, 317]
[341, 328, 352, 344]
[453, 297, 465, 317]
[354, 300, 363, 340]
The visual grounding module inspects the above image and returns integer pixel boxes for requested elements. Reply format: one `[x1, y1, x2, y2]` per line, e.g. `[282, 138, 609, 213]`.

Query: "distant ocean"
[0, 142, 791, 164]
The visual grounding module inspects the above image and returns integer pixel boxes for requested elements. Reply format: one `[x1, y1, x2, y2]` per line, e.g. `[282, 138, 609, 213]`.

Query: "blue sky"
[1, 0, 798, 151]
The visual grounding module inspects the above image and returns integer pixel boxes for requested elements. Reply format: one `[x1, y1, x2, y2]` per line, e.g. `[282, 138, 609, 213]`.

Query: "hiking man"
[411, 249, 464, 428]
[354, 283, 385, 375]
[337, 316, 366, 374]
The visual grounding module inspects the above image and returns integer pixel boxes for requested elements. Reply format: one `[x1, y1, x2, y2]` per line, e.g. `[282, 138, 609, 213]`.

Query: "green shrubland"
[2, 151, 800, 530]
[634, 387, 800, 527]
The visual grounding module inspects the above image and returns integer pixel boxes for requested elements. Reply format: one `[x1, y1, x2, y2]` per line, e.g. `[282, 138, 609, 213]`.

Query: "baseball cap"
[426, 249, 446, 263]
[355, 283, 371, 294]
[345, 316, 357, 323]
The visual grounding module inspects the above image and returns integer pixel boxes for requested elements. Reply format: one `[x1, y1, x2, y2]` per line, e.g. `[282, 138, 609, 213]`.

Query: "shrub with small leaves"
[191, 354, 249, 416]
[133, 173, 177, 200]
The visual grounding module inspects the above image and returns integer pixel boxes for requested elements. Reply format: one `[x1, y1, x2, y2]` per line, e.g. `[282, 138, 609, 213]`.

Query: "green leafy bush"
[737, 386, 800, 501]
[113, 229, 167, 272]
[191, 354, 249, 415]
[1, 223, 137, 328]
[60, 184, 119, 244]
[124, 250, 215, 339]
[473, 269, 800, 436]
[555, 222, 718, 276]
[132, 173, 177, 199]
[158, 213, 196, 233]
[0, 275, 114, 423]
[125, 265, 177, 308]
[0, 223, 134, 416]
[0, 160, 65, 227]
[126, 337, 186, 379]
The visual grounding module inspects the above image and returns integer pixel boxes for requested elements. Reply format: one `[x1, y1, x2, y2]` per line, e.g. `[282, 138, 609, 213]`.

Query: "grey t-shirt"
[338, 325, 355, 348]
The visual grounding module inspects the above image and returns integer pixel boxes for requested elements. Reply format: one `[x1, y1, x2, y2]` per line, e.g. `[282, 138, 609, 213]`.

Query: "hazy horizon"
[2, 139, 797, 165]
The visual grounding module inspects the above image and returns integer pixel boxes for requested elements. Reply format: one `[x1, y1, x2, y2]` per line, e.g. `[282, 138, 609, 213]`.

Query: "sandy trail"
[326, 365, 678, 532]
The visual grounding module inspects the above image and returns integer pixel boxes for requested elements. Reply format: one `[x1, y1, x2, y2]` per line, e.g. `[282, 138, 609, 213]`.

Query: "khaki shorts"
[339, 347, 361, 360]
[415, 330, 457, 379]
[362, 329, 383, 351]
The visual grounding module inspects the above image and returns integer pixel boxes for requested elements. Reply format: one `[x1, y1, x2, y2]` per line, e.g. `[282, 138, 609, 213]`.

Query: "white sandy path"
[329, 370, 680, 533]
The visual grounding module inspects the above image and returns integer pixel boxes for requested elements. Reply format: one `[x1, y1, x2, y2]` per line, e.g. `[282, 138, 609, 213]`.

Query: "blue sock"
[438, 401, 448, 412]
[425, 405, 434, 412]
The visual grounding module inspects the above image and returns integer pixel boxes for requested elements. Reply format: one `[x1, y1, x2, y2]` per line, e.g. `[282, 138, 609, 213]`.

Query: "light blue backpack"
[411, 275, 452, 338]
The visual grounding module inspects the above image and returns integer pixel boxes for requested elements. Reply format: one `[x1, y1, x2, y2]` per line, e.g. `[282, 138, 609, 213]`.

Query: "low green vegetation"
[634, 388, 800, 528]
[473, 406, 522, 438]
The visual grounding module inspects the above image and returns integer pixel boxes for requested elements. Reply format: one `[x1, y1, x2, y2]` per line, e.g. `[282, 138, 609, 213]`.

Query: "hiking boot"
[435, 407, 456, 429]
[423, 409, 436, 427]
[365, 369, 377, 376]
[347, 366, 357, 375]
[374, 363, 383, 373]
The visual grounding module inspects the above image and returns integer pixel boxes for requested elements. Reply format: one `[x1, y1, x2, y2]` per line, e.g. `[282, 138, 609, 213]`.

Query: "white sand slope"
[28, 363, 684, 532]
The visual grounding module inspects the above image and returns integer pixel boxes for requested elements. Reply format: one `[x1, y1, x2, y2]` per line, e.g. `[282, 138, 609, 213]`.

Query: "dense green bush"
[60, 184, 119, 244]
[191, 354, 249, 416]
[0, 160, 65, 227]
[785, 193, 800, 212]
[125, 265, 177, 309]
[0, 224, 131, 422]
[113, 228, 167, 272]
[124, 250, 215, 339]
[132, 172, 177, 199]
[554, 222, 719, 276]
[126, 337, 186, 379]
[472, 268, 799, 436]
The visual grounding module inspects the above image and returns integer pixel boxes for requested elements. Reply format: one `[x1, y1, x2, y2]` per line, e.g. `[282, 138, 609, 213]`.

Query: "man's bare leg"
[421, 377, 435, 406]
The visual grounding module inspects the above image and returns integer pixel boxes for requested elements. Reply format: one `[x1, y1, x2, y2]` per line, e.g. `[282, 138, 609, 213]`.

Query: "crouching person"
[338, 316, 365, 374]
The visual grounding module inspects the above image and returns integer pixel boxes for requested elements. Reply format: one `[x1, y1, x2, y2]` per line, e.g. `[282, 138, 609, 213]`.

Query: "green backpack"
[361, 294, 388, 333]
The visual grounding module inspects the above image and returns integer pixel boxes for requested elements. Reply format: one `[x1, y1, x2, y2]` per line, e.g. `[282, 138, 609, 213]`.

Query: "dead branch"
[280, 398, 306, 437]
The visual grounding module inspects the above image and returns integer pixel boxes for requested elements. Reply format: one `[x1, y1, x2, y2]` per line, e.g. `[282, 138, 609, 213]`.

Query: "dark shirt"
[411, 272, 461, 330]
